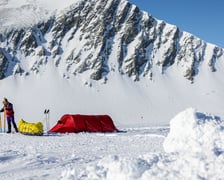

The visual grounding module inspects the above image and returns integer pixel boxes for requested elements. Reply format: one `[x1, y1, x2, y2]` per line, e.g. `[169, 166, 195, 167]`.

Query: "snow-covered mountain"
[1, 0, 223, 81]
[0, 0, 224, 127]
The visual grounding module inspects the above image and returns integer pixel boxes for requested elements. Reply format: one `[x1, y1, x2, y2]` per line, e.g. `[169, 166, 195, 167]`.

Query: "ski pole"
[44, 109, 50, 132]
[0, 113, 2, 132]
[46, 109, 50, 131]
[47, 109, 50, 131]
[44, 109, 47, 132]
[3, 109, 6, 133]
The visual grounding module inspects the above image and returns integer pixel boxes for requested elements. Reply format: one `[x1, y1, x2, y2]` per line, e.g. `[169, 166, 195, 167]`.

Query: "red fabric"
[49, 114, 118, 133]
[49, 115, 76, 133]
[83, 115, 103, 132]
[72, 115, 87, 132]
[5, 103, 14, 117]
[98, 115, 117, 132]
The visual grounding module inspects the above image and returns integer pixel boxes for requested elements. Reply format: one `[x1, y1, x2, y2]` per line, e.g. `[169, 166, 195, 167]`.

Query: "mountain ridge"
[0, 0, 223, 83]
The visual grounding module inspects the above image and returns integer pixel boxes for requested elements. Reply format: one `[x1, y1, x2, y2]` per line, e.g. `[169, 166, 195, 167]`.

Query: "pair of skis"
[44, 109, 50, 132]
[0, 111, 6, 133]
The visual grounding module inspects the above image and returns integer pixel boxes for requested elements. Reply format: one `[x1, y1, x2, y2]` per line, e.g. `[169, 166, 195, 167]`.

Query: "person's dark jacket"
[0, 103, 14, 117]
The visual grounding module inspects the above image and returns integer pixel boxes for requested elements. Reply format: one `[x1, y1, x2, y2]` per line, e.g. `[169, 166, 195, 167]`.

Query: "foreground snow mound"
[76, 109, 224, 180]
[81, 155, 159, 180]
[163, 108, 224, 156]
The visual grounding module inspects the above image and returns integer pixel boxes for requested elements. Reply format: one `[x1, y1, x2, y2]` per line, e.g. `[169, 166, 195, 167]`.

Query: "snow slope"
[1, 108, 224, 179]
[0, 0, 224, 127]
[0, 0, 79, 32]
[1, 60, 224, 128]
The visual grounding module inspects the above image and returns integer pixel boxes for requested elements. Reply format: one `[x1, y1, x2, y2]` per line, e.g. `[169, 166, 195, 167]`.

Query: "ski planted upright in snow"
[3, 109, 6, 133]
[0, 110, 7, 133]
[44, 109, 50, 132]
[0, 113, 2, 132]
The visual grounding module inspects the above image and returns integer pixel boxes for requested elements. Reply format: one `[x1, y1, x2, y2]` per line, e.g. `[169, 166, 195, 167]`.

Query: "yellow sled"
[18, 119, 43, 136]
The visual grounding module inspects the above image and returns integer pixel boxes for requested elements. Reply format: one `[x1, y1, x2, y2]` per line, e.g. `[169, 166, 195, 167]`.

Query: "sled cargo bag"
[18, 119, 43, 136]
[49, 114, 118, 133]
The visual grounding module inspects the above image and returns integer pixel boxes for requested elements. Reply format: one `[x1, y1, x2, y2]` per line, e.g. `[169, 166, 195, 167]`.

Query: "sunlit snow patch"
[163, 107, 224, 156]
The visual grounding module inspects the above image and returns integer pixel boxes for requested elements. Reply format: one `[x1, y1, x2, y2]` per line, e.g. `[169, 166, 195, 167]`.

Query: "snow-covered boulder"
[163, 108, 224, 156]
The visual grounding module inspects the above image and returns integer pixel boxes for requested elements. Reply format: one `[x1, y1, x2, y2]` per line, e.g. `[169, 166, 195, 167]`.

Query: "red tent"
[49, 114, 118, 133]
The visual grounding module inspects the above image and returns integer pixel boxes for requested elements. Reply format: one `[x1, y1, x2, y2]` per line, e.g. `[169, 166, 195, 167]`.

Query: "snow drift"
[75, 108, 224, 179]
[163, 107, 224, 155]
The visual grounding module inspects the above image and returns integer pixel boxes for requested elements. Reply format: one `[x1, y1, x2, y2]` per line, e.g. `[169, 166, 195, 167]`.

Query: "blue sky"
[128, 0, 224, 48]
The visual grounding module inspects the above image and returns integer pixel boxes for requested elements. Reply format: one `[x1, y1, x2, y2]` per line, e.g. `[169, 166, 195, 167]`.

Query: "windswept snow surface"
[0, 0, 81, 32]
[1, 108, 224, 179]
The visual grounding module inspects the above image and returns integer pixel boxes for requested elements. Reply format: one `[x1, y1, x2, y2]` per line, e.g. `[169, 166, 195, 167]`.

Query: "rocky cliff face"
[0, 0, 223, 82]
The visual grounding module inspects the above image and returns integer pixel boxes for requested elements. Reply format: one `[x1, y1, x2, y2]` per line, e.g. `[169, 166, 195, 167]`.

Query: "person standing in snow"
[0, 98, 18, 133]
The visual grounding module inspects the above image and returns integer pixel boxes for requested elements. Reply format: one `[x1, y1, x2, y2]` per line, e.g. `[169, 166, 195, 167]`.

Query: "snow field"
[0, 129, 165, 180]
[1, 108, 224, 179]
